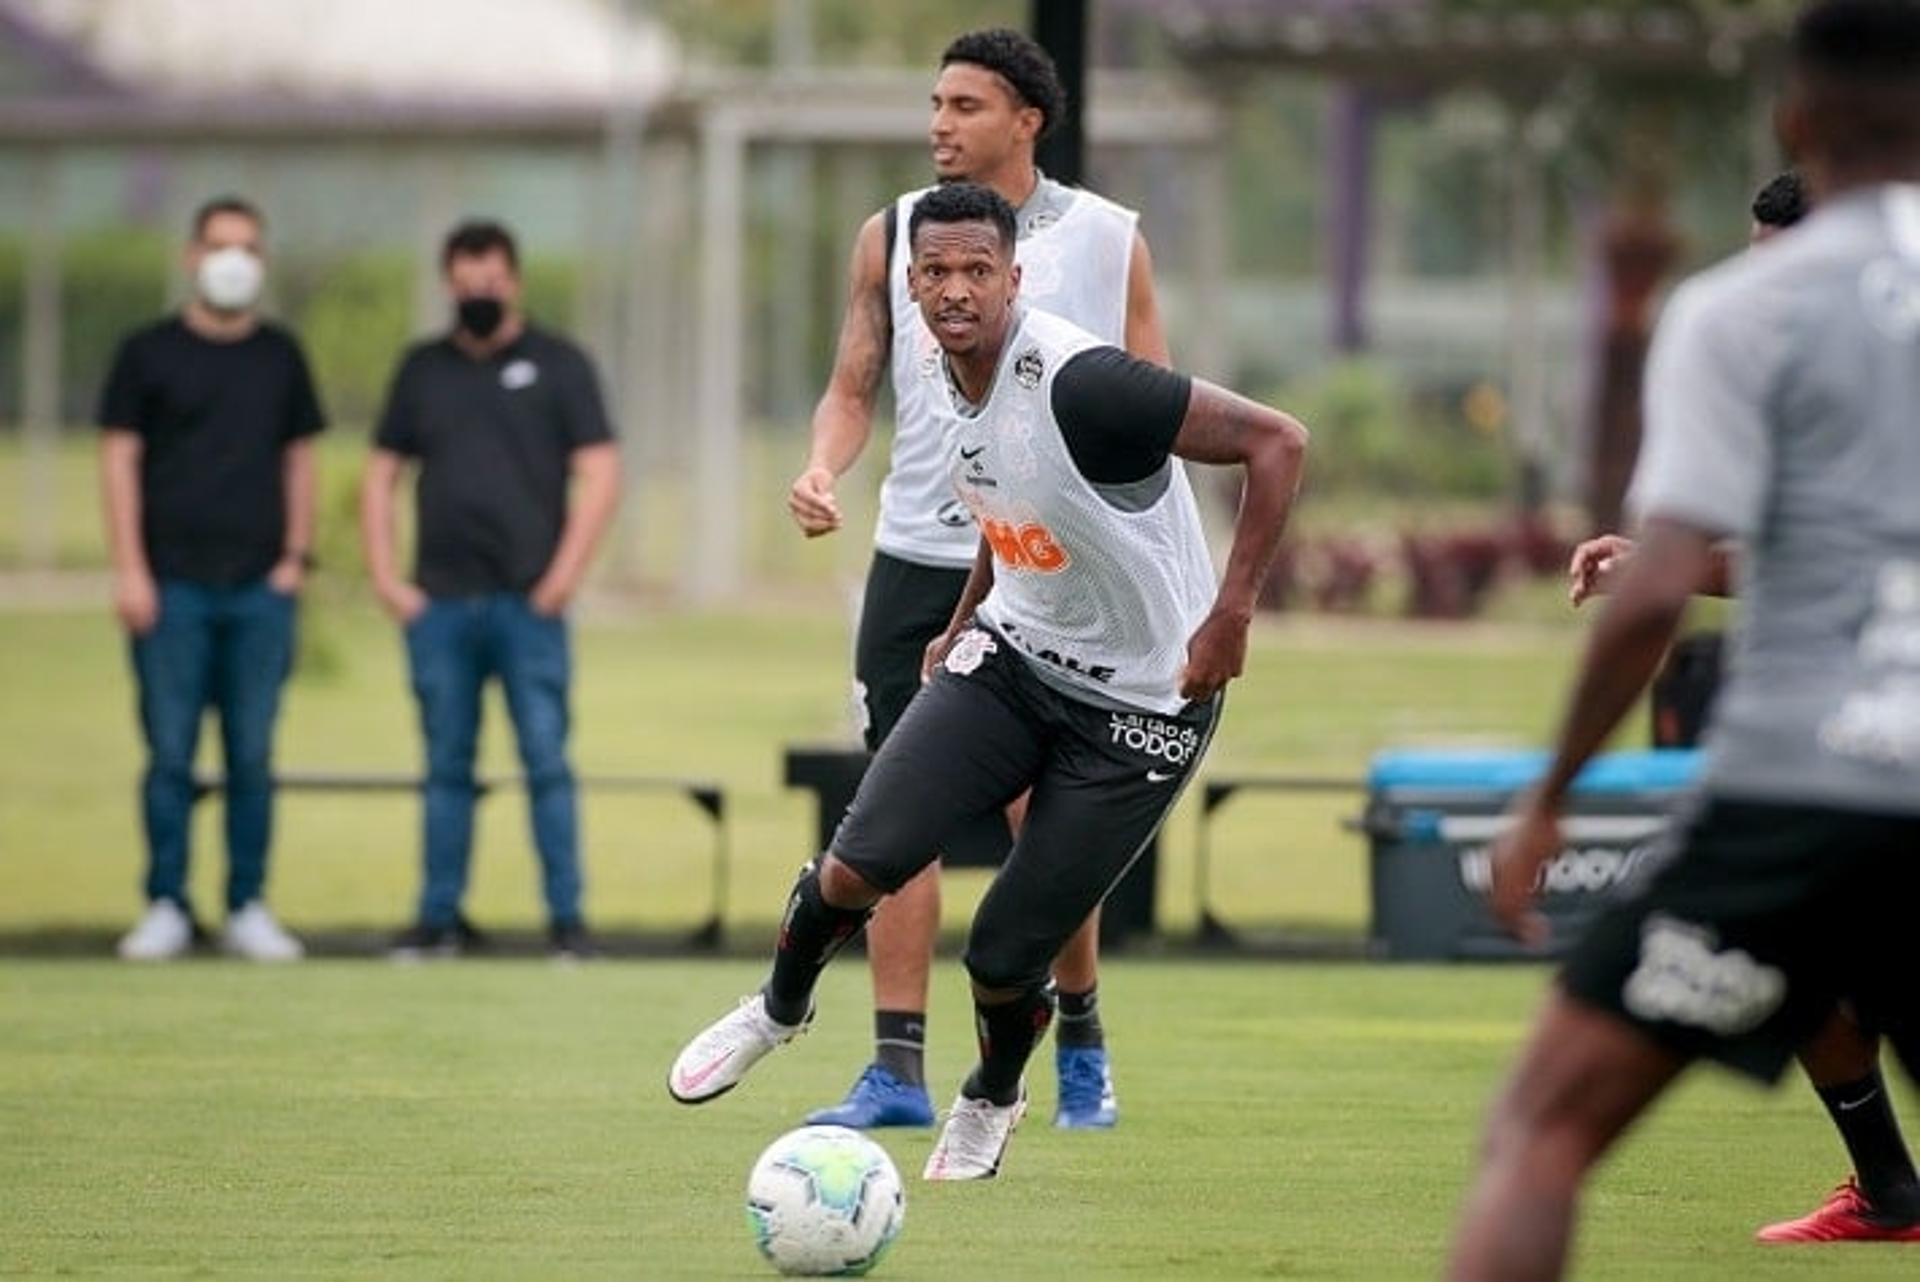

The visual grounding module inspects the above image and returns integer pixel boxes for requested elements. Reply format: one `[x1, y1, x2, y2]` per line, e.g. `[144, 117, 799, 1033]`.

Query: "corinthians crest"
[1013, 348, 1044, 389]
[943, 628, 998, 676]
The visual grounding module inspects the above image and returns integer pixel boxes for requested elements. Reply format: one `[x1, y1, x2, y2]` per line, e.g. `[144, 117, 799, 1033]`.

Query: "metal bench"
[188, 769, 730, 946]
[1194, 774, 1366, 945]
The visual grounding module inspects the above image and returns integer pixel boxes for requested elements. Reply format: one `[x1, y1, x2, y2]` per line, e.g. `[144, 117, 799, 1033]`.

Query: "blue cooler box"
[1362, 749, 1702, 960]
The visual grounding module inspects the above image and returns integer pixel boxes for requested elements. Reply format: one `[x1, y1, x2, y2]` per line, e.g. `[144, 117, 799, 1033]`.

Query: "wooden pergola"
[1115, 0, 1794, 511]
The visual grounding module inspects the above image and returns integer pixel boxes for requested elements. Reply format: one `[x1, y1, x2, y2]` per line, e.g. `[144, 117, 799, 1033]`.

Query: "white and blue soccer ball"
[746, 1125, 905, 1276]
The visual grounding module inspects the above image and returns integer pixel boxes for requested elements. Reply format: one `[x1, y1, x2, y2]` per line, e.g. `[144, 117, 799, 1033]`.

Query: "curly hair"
[909, 182, 1018, 255]
[1750, 171, 1809, 230]
[940, 28, 1067, 139]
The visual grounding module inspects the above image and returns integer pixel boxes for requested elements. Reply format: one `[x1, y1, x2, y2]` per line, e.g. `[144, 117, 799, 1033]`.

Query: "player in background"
[1450, 4, 1920, 1275]
[1567, 171, 1804, 607]
[1567, 167, 1920, 1245]
[671, 183, 1308, 1182]
[785, 28, 1169, 1131]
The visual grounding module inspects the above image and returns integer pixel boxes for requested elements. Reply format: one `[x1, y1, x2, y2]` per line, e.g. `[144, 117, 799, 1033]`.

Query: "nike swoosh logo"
[677, 1051, 732, 1093]
[1146, 770, 1177, 783]
[960, 445, 986, 459]
[1837, 1090, 1881, 1111]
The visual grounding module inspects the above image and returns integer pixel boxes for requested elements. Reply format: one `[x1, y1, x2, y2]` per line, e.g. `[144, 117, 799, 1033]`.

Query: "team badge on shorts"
[944, 629, 997, 676]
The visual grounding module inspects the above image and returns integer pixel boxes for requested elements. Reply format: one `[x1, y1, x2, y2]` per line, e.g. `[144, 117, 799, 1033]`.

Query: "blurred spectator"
[99, 195, 324, 963]
[361, 219, 621, 961]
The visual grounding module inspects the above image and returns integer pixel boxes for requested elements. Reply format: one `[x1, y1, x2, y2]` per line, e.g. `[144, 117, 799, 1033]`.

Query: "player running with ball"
[668, 182, 1308, 1181]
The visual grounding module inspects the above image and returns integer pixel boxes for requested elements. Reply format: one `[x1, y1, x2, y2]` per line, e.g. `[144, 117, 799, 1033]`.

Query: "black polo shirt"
[97, 317, 327, 586]
[375, 325, 614, 597]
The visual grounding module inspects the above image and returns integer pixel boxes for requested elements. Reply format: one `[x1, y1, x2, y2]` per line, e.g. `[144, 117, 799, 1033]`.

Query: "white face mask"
[195, 246, 264, 312]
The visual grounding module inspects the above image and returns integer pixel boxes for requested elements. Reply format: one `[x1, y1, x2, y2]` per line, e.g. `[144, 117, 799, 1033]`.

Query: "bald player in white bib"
[783, 28, 1169, 1132]
[670, 182, 1308, 1182]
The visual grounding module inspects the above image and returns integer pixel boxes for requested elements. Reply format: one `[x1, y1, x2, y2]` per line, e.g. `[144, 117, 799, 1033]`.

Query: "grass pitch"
[1, 959, 1911, 1280]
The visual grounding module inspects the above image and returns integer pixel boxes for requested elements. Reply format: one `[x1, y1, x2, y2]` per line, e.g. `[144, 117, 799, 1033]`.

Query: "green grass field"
[2, 587, 1876, 1279]
[3, 959, 1911, 1280]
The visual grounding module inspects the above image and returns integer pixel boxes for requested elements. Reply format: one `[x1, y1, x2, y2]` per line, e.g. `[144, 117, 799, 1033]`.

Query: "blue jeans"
[130, 579, 295, 913]
[405, 594, 581, 928]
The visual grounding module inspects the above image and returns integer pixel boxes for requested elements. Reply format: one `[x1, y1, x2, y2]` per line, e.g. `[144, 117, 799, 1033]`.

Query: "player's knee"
[819, 853, 883, 910]
[962, 929, 1051, 995]
[1480, 1066, 1617, 1185]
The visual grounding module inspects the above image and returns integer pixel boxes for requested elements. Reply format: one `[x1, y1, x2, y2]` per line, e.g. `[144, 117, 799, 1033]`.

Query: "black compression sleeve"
[1048, 346, 1192, 485]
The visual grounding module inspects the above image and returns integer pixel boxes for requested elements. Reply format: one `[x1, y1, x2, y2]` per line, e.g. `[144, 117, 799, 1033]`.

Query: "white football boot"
[117, 899, 193, 962]
[667, 993, 810, 1104]
[922, 1085, 1028, 1181]
[223, 902, 305, 962]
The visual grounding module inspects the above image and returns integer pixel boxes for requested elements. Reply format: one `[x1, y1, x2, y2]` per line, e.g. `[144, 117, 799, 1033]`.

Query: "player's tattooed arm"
[1122, 232, 1172, 367]
[924, 538, 996, 682]
[1171, 381, 1310, 700]
[790, 212, 892, 537]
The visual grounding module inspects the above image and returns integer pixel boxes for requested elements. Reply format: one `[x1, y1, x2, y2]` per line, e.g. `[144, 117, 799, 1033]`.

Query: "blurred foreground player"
[1567, 166, 1920, 1244]
[1451, 5, 1920, 1276]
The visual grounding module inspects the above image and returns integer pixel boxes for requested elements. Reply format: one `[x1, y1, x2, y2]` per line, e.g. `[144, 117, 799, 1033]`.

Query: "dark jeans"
[405, 594, 581, 929]
[130, 578, 295, 913]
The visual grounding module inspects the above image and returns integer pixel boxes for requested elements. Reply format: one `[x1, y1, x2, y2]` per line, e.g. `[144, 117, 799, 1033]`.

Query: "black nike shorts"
[831, 621, 1222, 990]
[1560, 797, 1920, 1082]
[854, 551, 969, 752]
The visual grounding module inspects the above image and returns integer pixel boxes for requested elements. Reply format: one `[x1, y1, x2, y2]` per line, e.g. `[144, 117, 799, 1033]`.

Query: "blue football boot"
[1054, 1046, 1119, 1129]
[804, 1064, 936, 1129]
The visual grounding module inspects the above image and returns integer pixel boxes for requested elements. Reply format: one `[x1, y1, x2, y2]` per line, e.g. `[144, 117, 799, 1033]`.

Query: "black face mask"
[456, 296, 505, 339]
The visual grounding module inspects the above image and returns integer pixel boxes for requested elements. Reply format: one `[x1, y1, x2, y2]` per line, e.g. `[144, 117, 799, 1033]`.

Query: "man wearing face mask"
[361, 219, 621, 960]
[99, 195, 326, 962]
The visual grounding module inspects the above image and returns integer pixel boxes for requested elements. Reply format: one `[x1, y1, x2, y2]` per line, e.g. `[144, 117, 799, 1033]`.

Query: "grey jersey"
[1628, 184, 1920, 815]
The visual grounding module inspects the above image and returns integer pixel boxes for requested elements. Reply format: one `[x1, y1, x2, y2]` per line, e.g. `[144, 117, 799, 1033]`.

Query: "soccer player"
[1567, 166, 1920, 1244]
[786, 28, 1169, 1130]
[670, 182, 1308, 1181]
[1449, 4, 1920, 1275]
[1566, 170, 1804, 606]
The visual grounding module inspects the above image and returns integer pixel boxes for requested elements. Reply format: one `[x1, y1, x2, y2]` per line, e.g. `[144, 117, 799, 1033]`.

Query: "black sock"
[1817, 1069, 1920, 1222]
[762, 862, 869, 1027]
[962, 986, 1055, 1106]
[874, 1010, 926, 1086]
[1055, 985, 1104, 1051]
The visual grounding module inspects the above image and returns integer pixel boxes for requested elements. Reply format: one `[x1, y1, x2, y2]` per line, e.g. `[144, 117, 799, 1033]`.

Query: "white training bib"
[878, 180, 1137, 568]
[952, 309, 1215, 714]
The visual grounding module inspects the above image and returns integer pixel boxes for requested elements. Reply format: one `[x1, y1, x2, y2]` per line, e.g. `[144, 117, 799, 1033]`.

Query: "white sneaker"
[667, 993, 809, 1104]
[222, 902, 304, 962]
[118, 899, 193, 961]
[922, 1086, 1028, 1181]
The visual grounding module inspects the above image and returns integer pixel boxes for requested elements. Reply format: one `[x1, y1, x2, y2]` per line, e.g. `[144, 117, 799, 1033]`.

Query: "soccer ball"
[746, 1125, 905, 1276]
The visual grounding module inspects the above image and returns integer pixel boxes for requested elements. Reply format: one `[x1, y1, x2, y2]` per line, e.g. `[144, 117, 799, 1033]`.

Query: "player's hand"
[377, 579, 428, 625]
[114, 568, 160, 636]
[1179, 608, 1250, 702]
[1568, 534, 1635, 607]
[1488, 791, 1560, 948]
[788, 465, 842, 538]
[921, 629, 958, 683]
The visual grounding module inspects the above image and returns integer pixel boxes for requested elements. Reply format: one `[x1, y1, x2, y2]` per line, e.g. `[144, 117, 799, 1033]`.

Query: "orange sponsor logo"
[980, 517, 1069, 572]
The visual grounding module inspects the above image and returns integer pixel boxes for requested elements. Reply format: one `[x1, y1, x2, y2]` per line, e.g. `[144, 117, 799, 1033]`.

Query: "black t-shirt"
[1048, 345, 1192, 486]
[375, 325, 614, 597]
[98, 317, 327, 586]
